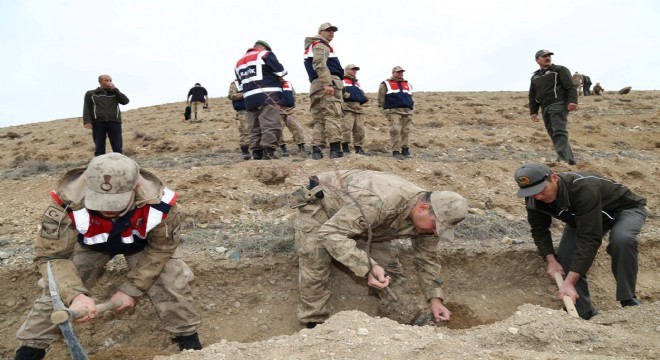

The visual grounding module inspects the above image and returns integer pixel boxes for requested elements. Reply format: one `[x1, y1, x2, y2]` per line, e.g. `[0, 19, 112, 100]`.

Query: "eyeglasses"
[540, 54, 551, 58]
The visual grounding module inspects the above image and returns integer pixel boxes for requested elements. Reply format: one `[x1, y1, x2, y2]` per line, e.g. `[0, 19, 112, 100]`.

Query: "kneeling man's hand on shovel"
[70, 294, 97, 323]
[367, 264, 391, 289]
[110, 290, 135, 311]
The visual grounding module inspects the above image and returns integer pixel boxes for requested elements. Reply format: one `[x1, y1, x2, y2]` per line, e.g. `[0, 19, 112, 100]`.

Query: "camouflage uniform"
[227, 81, 249, 148]
[16, 167, 201, 349]
[304, 36, 344, 152]
[341, 73, 367, 151]
[277, 84, 306, 147]
[378, 78, 414, 153]
[293, 170, 466, 324]
[593, 83, 604, 95]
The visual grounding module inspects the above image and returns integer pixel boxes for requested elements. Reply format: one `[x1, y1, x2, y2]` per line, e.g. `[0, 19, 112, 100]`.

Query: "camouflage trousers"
[234, 110, 249, 147]
[16, 244, 201, 349]
[341, 111, 365, 146]
[190, 101, 205, 120]
[294, 204, 413, 324]
[278, 112, 305, 145]
[386, 111, 413, 150]
[310, 89, 343, 146]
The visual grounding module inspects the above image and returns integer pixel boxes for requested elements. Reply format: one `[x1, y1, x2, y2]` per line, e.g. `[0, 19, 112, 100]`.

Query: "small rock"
[0, 251, 9, 259]
[357, 327, 369, 336]
[501, 236, 513, 245]
[507, 326, 519, 335]
[215, 246, 228, 254]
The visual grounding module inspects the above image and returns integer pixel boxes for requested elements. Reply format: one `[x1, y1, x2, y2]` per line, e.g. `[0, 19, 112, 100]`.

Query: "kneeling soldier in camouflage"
[15, 153, 202, 360]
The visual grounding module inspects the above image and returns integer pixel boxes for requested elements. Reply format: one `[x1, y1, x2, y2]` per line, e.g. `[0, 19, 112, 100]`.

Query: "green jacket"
[524, 172, 646, 275]
[528, 64, 577, 115]
[83, 87, 130, 124]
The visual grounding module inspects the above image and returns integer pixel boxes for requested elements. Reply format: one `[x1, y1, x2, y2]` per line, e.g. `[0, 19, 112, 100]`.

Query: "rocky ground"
[0, 90, 658, 359]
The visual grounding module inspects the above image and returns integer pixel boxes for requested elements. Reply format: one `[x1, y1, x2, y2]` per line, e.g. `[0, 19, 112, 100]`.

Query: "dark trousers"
[541, 102, 575, 163]
[556, 206, 646, 316]
[247, 104, 282, 151]
[92, 121, 123, 156]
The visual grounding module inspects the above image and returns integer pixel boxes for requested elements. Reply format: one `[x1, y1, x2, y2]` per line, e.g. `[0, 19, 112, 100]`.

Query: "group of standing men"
[231, 22, 415, 161]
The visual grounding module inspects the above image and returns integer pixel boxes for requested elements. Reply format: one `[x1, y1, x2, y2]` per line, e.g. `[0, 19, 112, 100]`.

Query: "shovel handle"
[51, 299, 123, 324]
[553, 272, 580, 318]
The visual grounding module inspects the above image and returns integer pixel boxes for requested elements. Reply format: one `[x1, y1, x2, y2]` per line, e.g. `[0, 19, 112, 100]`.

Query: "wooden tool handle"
[553, 272, 580, 318]
[51, 299, 123, 324]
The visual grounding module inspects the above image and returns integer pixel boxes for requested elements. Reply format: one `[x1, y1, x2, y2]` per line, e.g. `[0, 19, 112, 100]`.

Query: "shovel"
[553, 272, 580, 318]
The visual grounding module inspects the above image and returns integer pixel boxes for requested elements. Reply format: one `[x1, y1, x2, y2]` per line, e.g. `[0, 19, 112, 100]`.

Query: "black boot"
[172, 332, 202, 351]
[252, 149, 263, 160]
[14, 346, 46, 360]
[392, 151, 403, 160]
[401, 147, 411, 159]
[280, 144, 290, 157]
[263, 148, 279, 160]
[329, 142, 344, 159]
[298, 143, 306, 155]
[341, 142, 351, 155]
[312, 146, 323, 160]
[240, 145, 251, 160]
[355, 146, 365, 155]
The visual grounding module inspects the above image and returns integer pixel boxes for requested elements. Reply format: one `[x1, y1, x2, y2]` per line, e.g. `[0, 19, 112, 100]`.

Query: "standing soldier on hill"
[378, 66, 414, 160]
[304, 22, 345, 160]
[582, 75, 592, 96]
[83, 74, 130, 157]
[529, 50, 578, 165]
[186, 83, 208, 122]
[277, 80, 307, 156]
[572, 72, 583, 96]
[235, 40, 288, 160]
[228, 80, 251, 160]
[341, 64, 368, 155]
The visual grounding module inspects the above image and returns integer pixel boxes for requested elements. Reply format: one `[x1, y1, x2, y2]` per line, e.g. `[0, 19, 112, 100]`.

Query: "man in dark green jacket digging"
[514, 163, 647, 319]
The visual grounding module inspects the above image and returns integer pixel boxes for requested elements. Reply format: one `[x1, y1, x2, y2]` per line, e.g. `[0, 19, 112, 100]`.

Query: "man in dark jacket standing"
[186, 83, 209, 121]
[529, 50, 578, 165]
[514, 163, 647, 320]
[83, 75, 130, 156]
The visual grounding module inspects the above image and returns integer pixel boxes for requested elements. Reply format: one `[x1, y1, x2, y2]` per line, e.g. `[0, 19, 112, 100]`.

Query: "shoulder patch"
[44, 205, 65, 222]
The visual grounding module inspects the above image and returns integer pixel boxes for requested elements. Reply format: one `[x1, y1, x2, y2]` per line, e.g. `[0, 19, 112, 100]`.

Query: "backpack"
[184, 105, 191, 120]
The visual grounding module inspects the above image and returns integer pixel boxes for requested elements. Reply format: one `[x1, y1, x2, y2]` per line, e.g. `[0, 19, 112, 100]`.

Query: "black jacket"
[83, 87, 130, 124]
[528, 64, 577, 115]
[525, 172, 646, 275]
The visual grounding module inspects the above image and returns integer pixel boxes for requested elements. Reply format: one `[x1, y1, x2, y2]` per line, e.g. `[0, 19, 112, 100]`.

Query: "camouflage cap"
[83, 153, 139, 211]
[514, 162, 551, 198]
[392, 66, 405, 72]
[344, 64, 360, 71]
[430, 191, 468, 242]
[254, 40, 272, 51]
[535, 49, 554, 59]
[318, 22, 338, 32]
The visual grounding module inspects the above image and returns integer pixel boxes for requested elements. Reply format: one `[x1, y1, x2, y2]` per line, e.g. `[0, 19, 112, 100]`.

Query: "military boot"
[329, 142, 344, 159]
[355, 146, 365, 155]
[392, 151, 403, 160]
[297, 143, 306, 155]
[172, 332, 202, 351]
[252, 149, 263, 160]
[280, 144, 290, 157]
[263, 148, 279, 160]
[240, 145, 251, 160]
[312, 146, 324, 160]
[341, 142, 351, 155]
[14, 346, 46, 360]
[401, 147, 412, 159]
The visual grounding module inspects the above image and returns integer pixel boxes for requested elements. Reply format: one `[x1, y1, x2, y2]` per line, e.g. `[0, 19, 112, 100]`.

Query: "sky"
[0, 0, 658, 128]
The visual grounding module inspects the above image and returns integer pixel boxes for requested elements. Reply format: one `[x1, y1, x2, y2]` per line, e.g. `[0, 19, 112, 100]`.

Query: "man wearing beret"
[529, 50, 578, 165]
[514, 162, 647, 320]
[15, 153, 202, 359]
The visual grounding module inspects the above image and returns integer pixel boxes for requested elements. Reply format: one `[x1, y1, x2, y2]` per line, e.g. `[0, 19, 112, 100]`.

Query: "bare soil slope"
[0, 90, 658, 359]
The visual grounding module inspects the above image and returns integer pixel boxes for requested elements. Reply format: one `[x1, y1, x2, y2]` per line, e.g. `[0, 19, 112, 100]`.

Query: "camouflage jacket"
[313, 170, 447, 301]
[35, 168, 181, 306]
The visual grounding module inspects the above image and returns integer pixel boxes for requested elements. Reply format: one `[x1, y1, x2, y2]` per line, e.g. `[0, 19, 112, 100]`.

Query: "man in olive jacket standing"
[514, 163, 647, 320]
[529, 50, 577, 165]
[83, 74, 130, 157]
